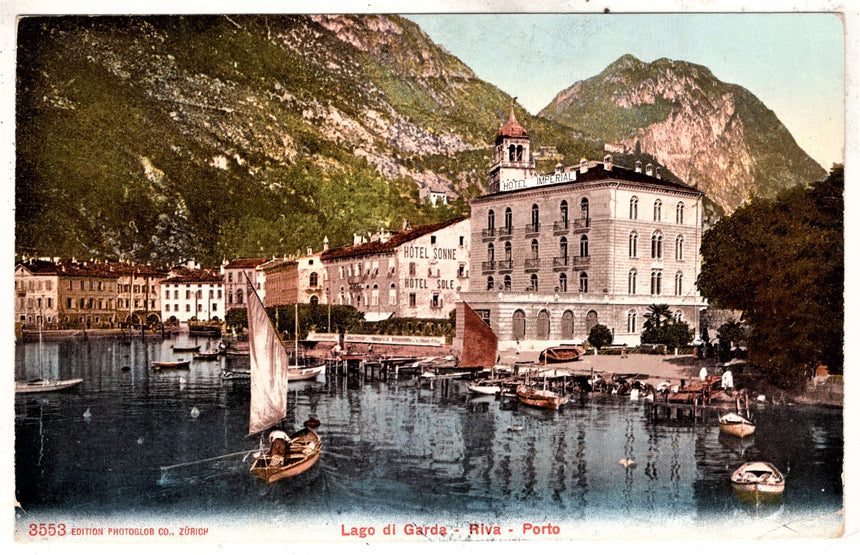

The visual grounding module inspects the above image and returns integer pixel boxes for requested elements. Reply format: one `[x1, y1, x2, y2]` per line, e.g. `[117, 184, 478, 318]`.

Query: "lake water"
[13, 336, 844, 543]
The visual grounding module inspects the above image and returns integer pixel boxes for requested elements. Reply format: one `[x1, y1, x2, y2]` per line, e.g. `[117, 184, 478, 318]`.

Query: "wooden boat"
[719, 413, 756, 438]
[467, 380, 502, 395]
[731, 461, 785, 504]
[246, 279, 321, 483]
[287, 361, 325, 381]
[172, 345, 200, 353]
[152, 360, 191, 370]
[193, 351, 221, 361]
[539, 345, 586, 364]
[15, 378, 83, 394]
[221, 369, 250, 380]
[516, 384, 568, 410]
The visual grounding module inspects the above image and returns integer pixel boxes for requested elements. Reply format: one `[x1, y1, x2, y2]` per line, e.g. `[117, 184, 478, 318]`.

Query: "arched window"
[630, 196, 639, 219]
[310, 295, 319, 306]
[530, 274, 539, 292]
[585, 310, 598, 333]
[309, 272, 319, 288]
[487, 276, 495, 291]
[676, 202, 684, 224]
[579, 272, 588, 293]
[653, 199, 662, 221]
[560, 200, 569, 227]
[487, 209, 495, 230]
[389, 283, 397, 305]
[530, 239, 539, 259]
[512, 310, 527, 341]
[580, 198, 590, 220]
[675, 272, 684, 296]
[559, 237, 568, 262]
[561, 310, 574, 339]
[504, 241, 512, 260]
[675, 235, 684, 260]
[559, 273, 568, 293]
[580, 234, 589, 257]
[627, 310, 637, 333]
[628, 269, 637, 295]
[651, 232, 663, 259]
[503, 275, 512, 291]
[487, 242, 495, 262]
[651, 271, 663, 295]
[629, 231, 638, 257]
[508, 144, 516, 162]
[371, 283, 379, 305]
[531, 204, 540, 231]
[237, 288, 244, 305]
[516, 145, 524, 161]
[504, 208, 513, 231]
[537, 310, 550, 339]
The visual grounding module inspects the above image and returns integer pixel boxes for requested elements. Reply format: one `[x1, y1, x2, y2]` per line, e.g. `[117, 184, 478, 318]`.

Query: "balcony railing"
[524, 258, 541, 270]
[524, 223, 540, 236]
[481, 228, 496, 240]
[571, 255, 591, 268]
[497, 225, 513, 238]
[552, 256, 569, 269]
[553, 220, 570, 234]
[482, 261, 497, 272]
[497, 259, 514, 272]
[573, 217, 591, 230]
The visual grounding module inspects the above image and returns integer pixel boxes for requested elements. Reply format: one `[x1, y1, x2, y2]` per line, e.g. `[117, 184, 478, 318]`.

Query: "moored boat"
[719, 413, 756, 438]
[153, 360, 191, 370]
[731, 461, 785, 504]
[287, 361, 325, 381]
[193, 351, 221, 361]
[249, 425, 322, 484]
[467, 380, 502, 395]
[172, 345, 200, 353]
[516, 384, 568, 410]
[15, 378, 83, 394]
[538, 345, 586, 364]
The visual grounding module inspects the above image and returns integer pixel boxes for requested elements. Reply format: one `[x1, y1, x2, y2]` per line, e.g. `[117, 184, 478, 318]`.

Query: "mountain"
[16, 15, 600, 266]
[538, 54, 827, 213]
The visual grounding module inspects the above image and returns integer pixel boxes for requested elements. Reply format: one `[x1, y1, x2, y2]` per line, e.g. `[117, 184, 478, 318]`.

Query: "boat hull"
[250, 428, 322, 484]
[538, 346, 585, 364]
[173, 345, 200, 353]
[15, 378, 83, 394]
[516, 385, 568, 410]
[730, 461, 785, 504]
[193, 352, 221, 361]
[153, 361, 191, 370]
[719, 413, 756, 438]
[287, 363, 326, 381]
[467, 382, 501, 395]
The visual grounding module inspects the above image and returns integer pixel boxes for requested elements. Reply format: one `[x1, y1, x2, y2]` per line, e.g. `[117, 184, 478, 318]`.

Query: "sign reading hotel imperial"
[500, 171, 577, 192]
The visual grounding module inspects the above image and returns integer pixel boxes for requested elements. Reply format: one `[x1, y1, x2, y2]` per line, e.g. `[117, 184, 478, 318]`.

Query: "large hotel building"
[458, 109, 706, 348]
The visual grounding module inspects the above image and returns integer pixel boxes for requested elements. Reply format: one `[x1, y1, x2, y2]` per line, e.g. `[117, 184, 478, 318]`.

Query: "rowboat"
[467, 380, 502, 395]
[538, 345, 586, 364]
[152, 360, 191, 370]
[249, 425, 322, 484]
[516, 384, 568, 410]
[719, 413, 756, 438]
[15, 378, 83, 394]
[193, 351, 221, 361]
[287, 361, 325, 381]
[172, 345, 200, 353]
[731, 461, 785, 504]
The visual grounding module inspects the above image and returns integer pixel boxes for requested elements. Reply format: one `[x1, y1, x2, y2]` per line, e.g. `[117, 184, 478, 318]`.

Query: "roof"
[16, 258, 168, 279]
[496, 107, 529, 140]
[320, 217, 467, 262]
[257, 257, 298, 272]
[162, 268, 222, 284]
[223, 257, 268, 269]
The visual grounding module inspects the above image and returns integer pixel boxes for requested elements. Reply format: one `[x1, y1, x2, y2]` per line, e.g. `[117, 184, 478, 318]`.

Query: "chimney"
[635, 161, 642, 173]
[580, 158, 588, 173]
[307, 246, 312, 256]
[323, 236, 329, 251]
[646, 163, 653, 176]
[555, 162, 563, 174]
[655, 167, 662, 180]
[603, 154, 613, 171]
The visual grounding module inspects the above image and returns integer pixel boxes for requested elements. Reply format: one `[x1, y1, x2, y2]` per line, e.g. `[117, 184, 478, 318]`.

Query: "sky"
[407, 13, 845, 170]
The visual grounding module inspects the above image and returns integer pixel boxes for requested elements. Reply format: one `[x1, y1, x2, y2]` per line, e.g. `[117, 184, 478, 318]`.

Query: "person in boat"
[267, 430, 291, 467]
[699, 367, 708, 381]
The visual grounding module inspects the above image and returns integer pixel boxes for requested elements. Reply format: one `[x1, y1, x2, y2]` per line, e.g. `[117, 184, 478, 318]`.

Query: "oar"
[159, 448, 260, 473]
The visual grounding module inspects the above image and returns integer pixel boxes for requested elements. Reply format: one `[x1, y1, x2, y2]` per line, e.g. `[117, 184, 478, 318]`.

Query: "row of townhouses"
[15, 108, 706, 346]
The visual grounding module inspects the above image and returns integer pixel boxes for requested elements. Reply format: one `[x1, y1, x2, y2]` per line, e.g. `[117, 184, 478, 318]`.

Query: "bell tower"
[488, 103, 535, 193]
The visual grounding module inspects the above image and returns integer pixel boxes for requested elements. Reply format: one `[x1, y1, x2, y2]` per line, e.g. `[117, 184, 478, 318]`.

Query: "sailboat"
[285, 304, 326, 382]
[244, 280, 321, 483]
[15, 317, 83, 394]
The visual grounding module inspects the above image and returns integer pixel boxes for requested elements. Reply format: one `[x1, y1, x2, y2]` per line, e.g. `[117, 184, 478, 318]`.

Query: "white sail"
[246, 280, 290, 435]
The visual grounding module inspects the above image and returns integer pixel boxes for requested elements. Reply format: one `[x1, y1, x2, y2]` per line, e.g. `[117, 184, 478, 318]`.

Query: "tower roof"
[496, 106, 529, 140]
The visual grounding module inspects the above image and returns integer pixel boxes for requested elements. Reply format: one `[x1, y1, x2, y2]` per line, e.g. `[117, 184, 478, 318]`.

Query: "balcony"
[481, 228, 496, 240]
[497, 225, 513, 238]
[573, 217, 591, 231]
[524, 223, 541, 237]
[347, 276, 363, 285]
[482, 261, 497, 273]
[553, 220, 570, 234]
[571, 255, 591, 268]
[552, 256, 569, 270]
[524, 258, 541, 271]
[497, 259, 514, 272]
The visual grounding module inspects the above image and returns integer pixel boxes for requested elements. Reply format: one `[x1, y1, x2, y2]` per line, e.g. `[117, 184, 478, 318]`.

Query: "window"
[228, 273, 233, 283]
[165, 290, 170, 300]
[629, 232, 638, 257]
[537, 310, 550, 339]
[186, 304, 191, 312]
[630, 197, 639, 219]
[165, 304, 171, 312]
[579, 272, 588, 293]
[503, 275, 511, 291]
[559, 273, 567, 293]
[530, 239, 539, 259]
[238, 273, 244, 283]
[487, 209, 495, 230]
[560, 200, 569, 226]
[559, 237, 568, 261]
[675, 273, 684, 296]
[653, 199, 662, 221]
[675, 236, 684, 261]
[487, 243, 495, 262]
[431, 235, 437, 245]
[627, 310, 637, 333]
[459, 236, 465, 247]
[651, 232, 663, 259]
[504, 208, 513, 230]
[310, 296, 319, 306]
[309, 272, 319, 287]
[531, 204, 540, 231]
[409, 293, 417, 307]
[628, 269, 637, 295]
[580, 198, 589, 219]
[487, 276, 495, 290]
[512, 310, 526, 341]
[431, 293, 441, 308]
[561, 310, 574, 339]
[212, 303, 217, 311]
[237, 289, 244, 305]
[389, 284, 396, 305]
[475, 309, 491, 328]
[585, 310, 598, 333]
[505, 242, 512, 261]
[409, 262, 417, 276]
[579, 235, 589, 257]
[371, 284, 379, 305]
[676, 202, 684, 224]
[530, 274, 538, 292]
[651, 271, 663, 295]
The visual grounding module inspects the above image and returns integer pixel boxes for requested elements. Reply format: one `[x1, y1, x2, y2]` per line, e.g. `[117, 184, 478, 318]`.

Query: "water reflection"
[14, 338, 843, 538]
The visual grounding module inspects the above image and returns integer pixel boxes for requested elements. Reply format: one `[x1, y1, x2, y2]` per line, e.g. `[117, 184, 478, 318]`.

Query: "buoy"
[190, 406, 200, 418]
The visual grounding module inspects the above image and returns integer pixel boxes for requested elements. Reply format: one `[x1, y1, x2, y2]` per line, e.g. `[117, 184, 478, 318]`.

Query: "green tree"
[588, 324, 613, 350]
[697, 166, 844, 388]
[663, 320, 694, 351]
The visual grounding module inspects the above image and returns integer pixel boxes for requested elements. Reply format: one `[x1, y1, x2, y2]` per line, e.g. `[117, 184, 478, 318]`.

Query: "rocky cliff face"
[539, 55, 827, 212]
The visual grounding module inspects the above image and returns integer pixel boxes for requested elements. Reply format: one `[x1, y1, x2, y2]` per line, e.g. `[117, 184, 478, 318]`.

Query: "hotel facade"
[458, 109, 706, 349]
